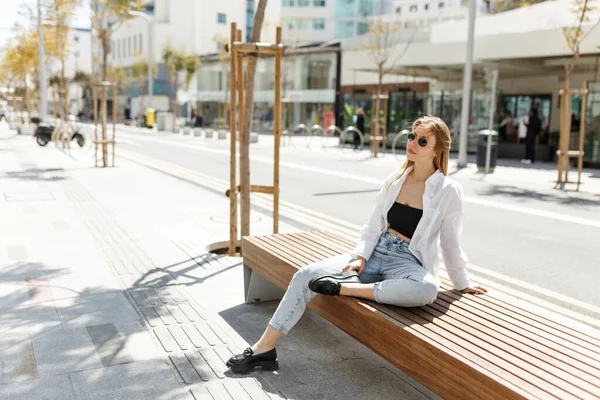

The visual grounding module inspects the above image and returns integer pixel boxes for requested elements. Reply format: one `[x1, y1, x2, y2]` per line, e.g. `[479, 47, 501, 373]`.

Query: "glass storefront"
[585, 82, 600, 164]
[500, 94, 552, 144]
[195, 48, 339, 131]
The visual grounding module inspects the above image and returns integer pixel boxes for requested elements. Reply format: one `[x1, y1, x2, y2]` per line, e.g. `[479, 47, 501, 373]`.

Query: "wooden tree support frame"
[92, 81, 118, 168]
[370, 93, 389, 157]
[227, 22, 284, 256]
[557, 81, 587, 190]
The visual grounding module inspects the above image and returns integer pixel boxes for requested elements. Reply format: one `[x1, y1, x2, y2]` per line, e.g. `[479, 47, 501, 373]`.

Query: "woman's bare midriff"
[387, 227, 412, 243]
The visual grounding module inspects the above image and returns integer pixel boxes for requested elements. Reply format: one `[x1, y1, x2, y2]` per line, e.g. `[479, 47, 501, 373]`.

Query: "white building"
[108, 0, 281, 115]
[282, 0, 395, 44]
[46, 27, 92, 116]
[342, 0, 600, 164]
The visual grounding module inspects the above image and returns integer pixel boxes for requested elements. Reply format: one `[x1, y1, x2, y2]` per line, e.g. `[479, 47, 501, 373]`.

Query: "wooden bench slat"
[298, 231, 355, 254]
[283, 232, 347, 260]
[253, 235, 314, 267]
[438, 282, 600, 365]
[411, 307, 600, 399]
[442, 282, 600, 351]
[382, 304, 581, 400]
[252, 234, 590, 397]
[428, 299, 600, 385]
[242, 233, 600, 399]
[313, 296, 558, 400]
[436, 291, 600, 374]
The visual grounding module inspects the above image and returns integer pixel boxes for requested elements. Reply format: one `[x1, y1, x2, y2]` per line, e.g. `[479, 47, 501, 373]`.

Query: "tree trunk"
[101, 31, 109, 82]
[240, 0, 269, 238]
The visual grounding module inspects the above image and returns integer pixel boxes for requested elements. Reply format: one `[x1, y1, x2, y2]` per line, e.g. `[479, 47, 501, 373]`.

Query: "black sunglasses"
[407, 132, 429, 148]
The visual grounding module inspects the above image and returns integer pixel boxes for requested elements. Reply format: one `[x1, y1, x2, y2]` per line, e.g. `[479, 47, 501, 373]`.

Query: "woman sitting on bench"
[227, 115, 487, 373]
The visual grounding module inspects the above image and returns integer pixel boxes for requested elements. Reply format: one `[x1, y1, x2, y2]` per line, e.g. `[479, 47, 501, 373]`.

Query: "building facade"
[281, 0, 394, 44]
[105, 0, 281, 116]
[342, 0, 600, 164]
[195, 43, 342, 131]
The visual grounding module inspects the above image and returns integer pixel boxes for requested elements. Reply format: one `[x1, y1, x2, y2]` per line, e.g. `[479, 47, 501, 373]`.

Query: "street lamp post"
[127, 10, 153, 107]
[458, 0, 477, 168]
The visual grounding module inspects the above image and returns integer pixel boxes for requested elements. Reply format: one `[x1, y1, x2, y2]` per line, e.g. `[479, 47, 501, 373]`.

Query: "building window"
[307, 59, 330, 89]
[410, 5, 417, 12]
[283, 0, 294, 6]
[313, 18, 325, 30]
[139, 33, 143, 53]
[298, 0, 309, 5]
[133, 35, 137, 53]
[128, 36, 132, 56]
[438, 1, 444, 8]
[424, 3, 429, 10]
[246, 0, 254, 41]
[396, 6, 401, 13]
[217, 13, 226, 24]
[313, 0, 326, 6]
[297, 18, 309, 29]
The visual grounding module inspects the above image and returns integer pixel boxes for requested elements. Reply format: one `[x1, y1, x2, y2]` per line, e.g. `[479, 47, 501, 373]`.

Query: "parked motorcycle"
[34, 124, 85, 147]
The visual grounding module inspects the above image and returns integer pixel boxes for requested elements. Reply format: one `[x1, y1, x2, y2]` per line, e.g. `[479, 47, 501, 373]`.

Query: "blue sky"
[0, 0, 91, 51]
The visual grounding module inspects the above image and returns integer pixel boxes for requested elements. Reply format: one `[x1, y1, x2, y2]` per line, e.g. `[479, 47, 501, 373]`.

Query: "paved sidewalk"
[0, 127, 440, 399]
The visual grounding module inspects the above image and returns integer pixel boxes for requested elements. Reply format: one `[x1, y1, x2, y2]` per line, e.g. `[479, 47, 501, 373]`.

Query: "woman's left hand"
[459, 285, 488, 295]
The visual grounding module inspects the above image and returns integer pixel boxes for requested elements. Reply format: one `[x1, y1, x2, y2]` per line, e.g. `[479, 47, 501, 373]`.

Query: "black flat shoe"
[308, 270, 360, 296]
[226, 347, 278, 374]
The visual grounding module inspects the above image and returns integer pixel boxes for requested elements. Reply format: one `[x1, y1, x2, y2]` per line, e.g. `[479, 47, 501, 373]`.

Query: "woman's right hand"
[343, 258, 366, 275]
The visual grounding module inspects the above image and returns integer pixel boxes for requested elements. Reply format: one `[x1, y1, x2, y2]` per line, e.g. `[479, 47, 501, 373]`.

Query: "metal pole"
[147, 18, 153, 107]
[458, 0, 477, 168]
[37, 0, 48, 122]
[485, 69, 498, 174]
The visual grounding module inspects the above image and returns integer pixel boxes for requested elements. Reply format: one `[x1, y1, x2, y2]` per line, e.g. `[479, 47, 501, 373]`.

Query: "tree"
[493, 0, 546, 13]
[360, 16, 415, 155]
[240, 0, 268, 237]
[3, 26, 40, 119]
[557, 0, 597, 183]
[90, 0, 143, 81]
[162, 45, 199, 129]
[130, 57, 156, 124]
[46, 0, 80, 121]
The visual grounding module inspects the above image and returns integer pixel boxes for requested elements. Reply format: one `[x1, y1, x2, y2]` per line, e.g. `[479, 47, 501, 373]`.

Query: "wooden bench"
[242, 231, 600, 400]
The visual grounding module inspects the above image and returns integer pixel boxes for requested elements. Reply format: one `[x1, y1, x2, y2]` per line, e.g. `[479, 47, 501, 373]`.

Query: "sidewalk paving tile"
[32, 327, 103, 377]
[0, 375, 75, 400]
[68, 359, 193, 400]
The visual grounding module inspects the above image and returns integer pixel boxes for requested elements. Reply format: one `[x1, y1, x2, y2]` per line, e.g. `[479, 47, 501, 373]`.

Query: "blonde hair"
[388, 116, 451, 187]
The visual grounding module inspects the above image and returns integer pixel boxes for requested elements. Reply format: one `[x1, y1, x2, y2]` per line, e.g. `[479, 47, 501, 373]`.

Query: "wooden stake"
[577, 81, 587, 190]
[229, 22, 238, 256]
[112, 83, 117, 167]
[93, 84, 98, 167]
[274, 26, 282, 234]
[101, 85, 108, 167]
[382, 94, 389, 154]
[237, 29, 243, 145]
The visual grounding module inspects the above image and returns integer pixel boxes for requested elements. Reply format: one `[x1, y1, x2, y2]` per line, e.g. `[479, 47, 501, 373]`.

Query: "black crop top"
[387, 202, 423, 239]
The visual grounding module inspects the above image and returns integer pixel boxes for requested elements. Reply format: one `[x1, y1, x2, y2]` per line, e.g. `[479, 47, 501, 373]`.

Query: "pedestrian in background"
[354, 107, 365, 150]
[522, 107, 542, 164]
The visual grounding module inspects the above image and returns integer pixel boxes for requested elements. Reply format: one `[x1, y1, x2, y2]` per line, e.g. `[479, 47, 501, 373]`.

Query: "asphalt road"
[115, 128, 600, 325]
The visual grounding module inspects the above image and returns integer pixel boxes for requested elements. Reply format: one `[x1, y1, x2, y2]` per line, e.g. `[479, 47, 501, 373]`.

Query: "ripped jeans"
[269, 231, 439, 335]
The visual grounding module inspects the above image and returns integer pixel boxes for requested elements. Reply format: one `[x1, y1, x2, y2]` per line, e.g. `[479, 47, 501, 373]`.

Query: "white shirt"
[518, 116, 528, 139]
[351, 167, 471, 291]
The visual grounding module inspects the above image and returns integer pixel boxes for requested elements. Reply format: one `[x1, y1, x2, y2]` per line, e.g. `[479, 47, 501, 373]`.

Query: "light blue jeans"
[269, 231, 439, 335]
